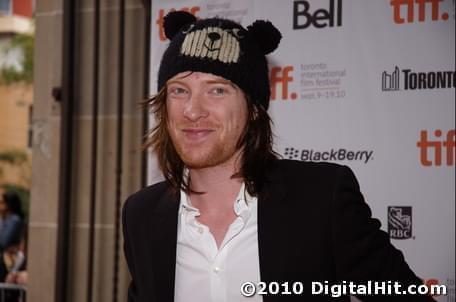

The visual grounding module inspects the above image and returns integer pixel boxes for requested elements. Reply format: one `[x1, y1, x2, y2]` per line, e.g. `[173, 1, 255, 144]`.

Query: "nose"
[183, 94, 209, 121]
[208, 32, 221, 42]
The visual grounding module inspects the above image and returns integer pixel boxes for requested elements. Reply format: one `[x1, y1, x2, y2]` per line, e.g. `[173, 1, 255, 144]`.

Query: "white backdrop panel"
[148, 1, 455, 300]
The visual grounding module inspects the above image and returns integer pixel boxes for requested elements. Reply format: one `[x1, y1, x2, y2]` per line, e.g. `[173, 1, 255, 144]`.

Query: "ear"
[246, 20, 282, 55]
[163, 11, 197, 40]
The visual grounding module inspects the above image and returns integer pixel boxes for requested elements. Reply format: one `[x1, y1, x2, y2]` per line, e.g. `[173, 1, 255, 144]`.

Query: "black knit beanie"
[157, 11, 282, 110]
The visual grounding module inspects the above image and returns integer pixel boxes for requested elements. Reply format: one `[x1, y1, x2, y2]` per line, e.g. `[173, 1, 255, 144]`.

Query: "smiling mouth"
[182, 129, 215, 141]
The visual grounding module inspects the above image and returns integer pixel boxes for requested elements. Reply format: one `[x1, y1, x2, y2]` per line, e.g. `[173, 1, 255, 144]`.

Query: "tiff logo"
[270, 66, 297, 100]
[424, 279, 444, 298]
[390, 0, 450, 24]
[417, 129, 455, 166]
[388, 206, 412, 239]
[382, 66, 400, 91]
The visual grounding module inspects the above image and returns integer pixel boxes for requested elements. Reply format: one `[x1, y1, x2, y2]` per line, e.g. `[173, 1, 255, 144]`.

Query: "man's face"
[166, 72, 248, 169]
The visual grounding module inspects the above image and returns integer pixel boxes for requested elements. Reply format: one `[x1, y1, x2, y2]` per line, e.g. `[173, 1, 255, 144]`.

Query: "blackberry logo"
[283, 147, 373, 163]
[284, 147, 300, 159]
[388, 206, 412, 239]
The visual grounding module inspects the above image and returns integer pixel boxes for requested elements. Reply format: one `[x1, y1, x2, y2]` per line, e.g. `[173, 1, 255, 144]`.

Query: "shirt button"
[198, 227, 204, 234]
[213, 267, 221, 273]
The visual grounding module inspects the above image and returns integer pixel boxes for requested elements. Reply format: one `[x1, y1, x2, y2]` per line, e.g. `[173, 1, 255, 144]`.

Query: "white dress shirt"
[174, 183, 263, 302]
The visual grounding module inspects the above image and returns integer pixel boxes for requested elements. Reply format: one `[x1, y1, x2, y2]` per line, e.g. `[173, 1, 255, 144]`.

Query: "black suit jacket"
[123, 160, 435, 301]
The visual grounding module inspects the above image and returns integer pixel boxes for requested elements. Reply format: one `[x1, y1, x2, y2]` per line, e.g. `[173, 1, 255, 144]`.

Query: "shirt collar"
[233, 182, 255, 216]
[179, 189, 198, 215]
[179, 182, 256, 218]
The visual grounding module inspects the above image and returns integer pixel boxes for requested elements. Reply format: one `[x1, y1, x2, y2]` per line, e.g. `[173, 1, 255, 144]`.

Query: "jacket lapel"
[257, 163, 288, 302]
[150, 187, 180, 302]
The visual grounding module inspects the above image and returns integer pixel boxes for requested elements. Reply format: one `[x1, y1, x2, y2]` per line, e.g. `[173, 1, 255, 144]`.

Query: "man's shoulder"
[272, 159, 347, 177]
[123, 180, 175, 214]
[269, 159, 357, 191]
[4, 213, 22, 226]
[128, 180, 171, 200]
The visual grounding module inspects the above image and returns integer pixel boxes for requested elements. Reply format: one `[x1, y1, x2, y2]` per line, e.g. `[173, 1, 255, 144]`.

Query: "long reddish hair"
[144, 86, 278, 196]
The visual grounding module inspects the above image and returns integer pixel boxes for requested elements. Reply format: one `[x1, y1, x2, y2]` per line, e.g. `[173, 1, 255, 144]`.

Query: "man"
[123, 11, 435, 302]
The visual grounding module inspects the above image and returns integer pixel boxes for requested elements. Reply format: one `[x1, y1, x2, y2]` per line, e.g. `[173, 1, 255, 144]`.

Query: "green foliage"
[0, 148, 31, 190]
[0, 149, 28, 165]
[0, 34, 34, 84]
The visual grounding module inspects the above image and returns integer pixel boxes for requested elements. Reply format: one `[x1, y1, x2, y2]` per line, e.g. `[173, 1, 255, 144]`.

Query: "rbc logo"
[388, 206, 412, 239]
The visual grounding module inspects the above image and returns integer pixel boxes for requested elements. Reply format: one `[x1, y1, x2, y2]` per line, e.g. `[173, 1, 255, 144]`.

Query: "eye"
[210, 87, 227, 96]
[182, 23, 195, 34]
[231, 28, 244, 38]
[168, 86, 188, 97]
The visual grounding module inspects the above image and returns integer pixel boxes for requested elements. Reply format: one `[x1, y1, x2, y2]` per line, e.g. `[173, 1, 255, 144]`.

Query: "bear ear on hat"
[246, 20, 282, 55]
[163, 11, 197, 40]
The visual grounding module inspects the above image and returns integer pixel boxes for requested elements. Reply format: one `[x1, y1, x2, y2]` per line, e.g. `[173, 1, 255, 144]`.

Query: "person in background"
[0, 190, 24, 250]
[0, 189, 25, 282]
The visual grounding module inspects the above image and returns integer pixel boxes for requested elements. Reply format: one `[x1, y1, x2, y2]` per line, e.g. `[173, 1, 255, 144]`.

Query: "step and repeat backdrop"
[147, 0, 455, 300]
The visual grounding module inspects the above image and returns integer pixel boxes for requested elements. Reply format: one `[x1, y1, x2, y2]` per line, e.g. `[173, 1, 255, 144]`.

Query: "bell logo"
[293, 0, 342, 29]
[390, 0, 450, 24]
[156, 7, 200, 41]
[417, 129, 455, 166]
[270, 66, 297, 100]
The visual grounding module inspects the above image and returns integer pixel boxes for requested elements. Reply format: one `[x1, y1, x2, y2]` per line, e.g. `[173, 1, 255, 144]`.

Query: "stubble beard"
[170, 129, 237, 169]
[172, 137, 238, 169]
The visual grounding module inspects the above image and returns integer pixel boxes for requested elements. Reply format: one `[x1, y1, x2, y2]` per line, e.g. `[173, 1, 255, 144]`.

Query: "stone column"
[28, 1, 146, 301]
